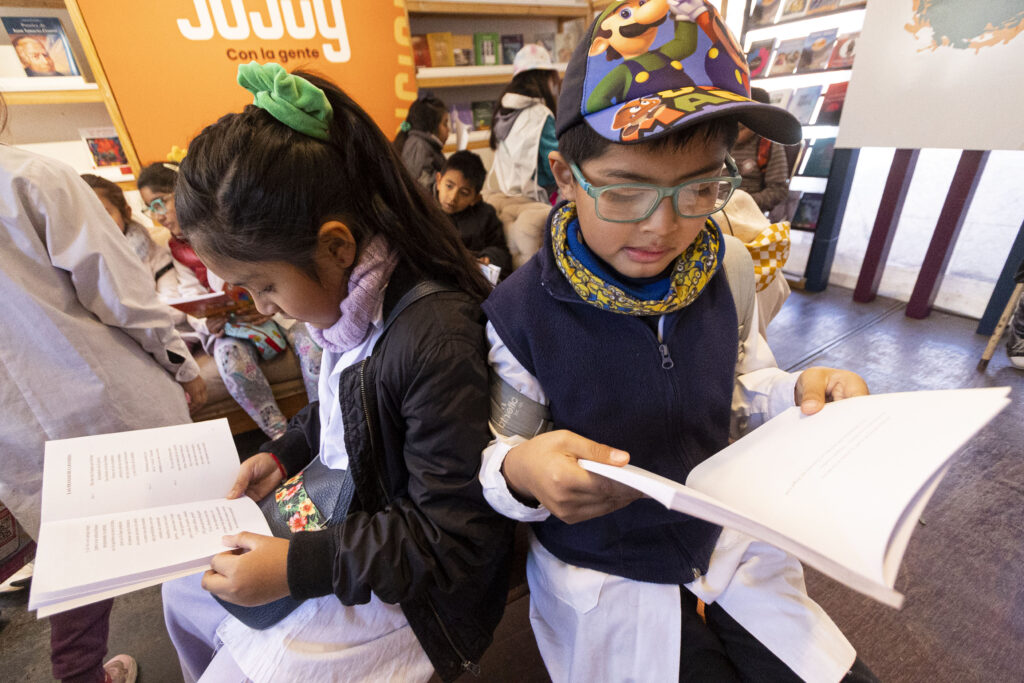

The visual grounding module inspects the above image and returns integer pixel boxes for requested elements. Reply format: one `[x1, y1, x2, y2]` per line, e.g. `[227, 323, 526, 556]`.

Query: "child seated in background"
[393, 94, 449, 189]
[136, 162, 323, 439]
[436, 150, 512, 275]
[82, 173, 177, 296]
[480, 2, 877, 682]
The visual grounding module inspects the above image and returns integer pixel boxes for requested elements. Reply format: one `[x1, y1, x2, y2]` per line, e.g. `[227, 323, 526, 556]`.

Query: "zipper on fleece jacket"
[358, 359, 481, 676]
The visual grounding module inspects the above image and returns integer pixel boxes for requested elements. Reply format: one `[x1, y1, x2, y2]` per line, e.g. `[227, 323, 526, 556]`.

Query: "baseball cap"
[555, 0, 800, 145]
[512, 43, 557, 76]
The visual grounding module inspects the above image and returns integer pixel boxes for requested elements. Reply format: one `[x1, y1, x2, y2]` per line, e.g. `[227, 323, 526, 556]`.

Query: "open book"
[29, 419, 270, 617]
[580, 387, 1010, 609]
[162, 285, 254, 318]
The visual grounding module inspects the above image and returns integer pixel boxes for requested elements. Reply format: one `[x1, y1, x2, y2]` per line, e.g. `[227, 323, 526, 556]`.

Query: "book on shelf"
[748, 0, 782, 28]
[807, 0, 840, 13]
[450, 102, 473, 130]
[787, 85, 822, 124]
[579, 388, 1011, 608]
[161, 285, 255, 318]
[780, 0, 808, 20]
[815, 82, 848, 125]
[500, 34, 524, 66]
[451, 34, 474, 67]
[746, 39, 775, 79]
[799, 137, 836, 177]
[798, 29, 838, 72]
[79, 127, 128, 169]
[2, 16, 80, 78]
[529, 31, 556, 55]
[28, 419, 273, 616]
[471, 100, 493, 131]
[554, 18, 585, 63]
[474, 32, 500, 66]
[410, 35, 431, 68]
[426, 32, 455, 68]
[828, 32, 859, 69]
[767, 37, 804, 76]
[790, 191, 823, 230]
[768, 88, 793, 111]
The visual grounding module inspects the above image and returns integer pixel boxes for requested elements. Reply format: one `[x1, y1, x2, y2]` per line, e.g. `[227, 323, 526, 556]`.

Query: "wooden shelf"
[417, 63, 567, 87]
[4, 88, 105, 105]
[407, 1, 590, 18]
[7, 0, 66, 8]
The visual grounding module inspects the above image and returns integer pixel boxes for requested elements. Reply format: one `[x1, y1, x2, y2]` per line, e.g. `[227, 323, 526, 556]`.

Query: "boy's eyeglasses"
[143, 195, 173, 217]
[569, 155, 741, 223]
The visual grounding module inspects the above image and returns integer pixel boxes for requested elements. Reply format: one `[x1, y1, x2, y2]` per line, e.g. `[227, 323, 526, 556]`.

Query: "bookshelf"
[408, 1, 590, 19]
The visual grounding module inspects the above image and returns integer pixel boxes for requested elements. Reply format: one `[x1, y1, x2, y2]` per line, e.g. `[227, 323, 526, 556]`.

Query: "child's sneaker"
[102, 654, 137, 683]
[1007, 334, 1024, 369]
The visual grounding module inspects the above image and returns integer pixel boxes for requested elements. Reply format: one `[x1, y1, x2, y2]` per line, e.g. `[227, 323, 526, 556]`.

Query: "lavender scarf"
[308, 235, 399, 354]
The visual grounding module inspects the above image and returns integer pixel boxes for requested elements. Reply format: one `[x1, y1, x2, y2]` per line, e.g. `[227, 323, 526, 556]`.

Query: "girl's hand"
[228, 452, 285, 501]
[206, 313, 228, 336]
[502, 430, 641, 524]
[178, 376, 208, 414]
[231, 311, 272, 325]
[794, 366, 869, 415]
[202, 533, 291, 606]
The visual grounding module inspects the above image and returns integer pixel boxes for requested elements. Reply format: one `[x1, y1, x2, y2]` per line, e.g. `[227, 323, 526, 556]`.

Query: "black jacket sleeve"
[477, 204, 513, 274]
[288, 328, 505, 605]
[260, 401, 321, 476]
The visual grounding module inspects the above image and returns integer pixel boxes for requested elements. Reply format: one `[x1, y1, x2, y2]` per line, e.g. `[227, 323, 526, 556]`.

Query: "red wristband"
[268, 453, 287, 479]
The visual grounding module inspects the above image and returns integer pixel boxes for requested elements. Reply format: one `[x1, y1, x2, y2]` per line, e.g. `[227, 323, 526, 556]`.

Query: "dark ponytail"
[175, 70, 490, 302]
[489, 69, 558, 150]
[392, 95, 447, 154]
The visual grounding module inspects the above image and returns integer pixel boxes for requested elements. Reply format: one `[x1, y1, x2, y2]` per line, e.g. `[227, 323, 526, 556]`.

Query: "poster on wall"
[836, 1, 1024, 151]
[72, 0, 418, 167]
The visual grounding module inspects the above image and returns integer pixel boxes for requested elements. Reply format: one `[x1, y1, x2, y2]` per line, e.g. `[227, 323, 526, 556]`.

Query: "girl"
[488, 44, 561, 202]
[392, 94, 449, 188]
[137, 162, 322, 439]
[81, 173, 178, 297]
[161, 63, 514, 683]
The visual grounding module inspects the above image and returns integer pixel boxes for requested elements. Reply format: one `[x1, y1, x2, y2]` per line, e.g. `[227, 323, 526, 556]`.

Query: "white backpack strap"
[720, 234, 756, 367]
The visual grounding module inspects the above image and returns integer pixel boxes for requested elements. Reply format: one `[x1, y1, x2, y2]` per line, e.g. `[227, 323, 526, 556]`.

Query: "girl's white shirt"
[216, 296, 433, 682]
[479, 307, 858, 683]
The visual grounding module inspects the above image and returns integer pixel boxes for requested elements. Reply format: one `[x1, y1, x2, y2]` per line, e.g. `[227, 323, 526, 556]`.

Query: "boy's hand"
[178, 376, 207, 414]
[202, 532, 290, 606]
[502, 430, 641, 524]
[228, 452, 285, 501]
[794, 366, 869, 415]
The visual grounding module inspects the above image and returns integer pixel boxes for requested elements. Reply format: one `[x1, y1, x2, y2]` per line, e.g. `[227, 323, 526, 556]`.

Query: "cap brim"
[583, 97, 803, 147]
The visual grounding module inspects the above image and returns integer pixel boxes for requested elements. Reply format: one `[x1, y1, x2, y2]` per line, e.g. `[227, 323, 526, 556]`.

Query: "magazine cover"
[788, 85, 823, 124]
[411, 35, 431, 68]
[554, 19, 584, 63]
[474, 32, 499, 66]
[749, 0, 782, 28]
[768, 37, 804, 76]
[816, 82, 849, 125]
[500, 34, 523, 66]
[530, 32, 555, 55]
[79, 127, 128, 168]
[780, 0, 808, 20]
[450, 103, 473, 131]
[799, 137, 836, 177]
[426, 32, 454, 68]
[2, 16, 80, 77]
[452, 34, 474, 67]
[471, 101, 493, 130]
[828, 32, 859, 69]
[769, 88, 794, 111]
[798, 29, 838, 72]
[791, 192, 824, 231]
[746, 39, 776, 78]
[807, 0, 840, 13]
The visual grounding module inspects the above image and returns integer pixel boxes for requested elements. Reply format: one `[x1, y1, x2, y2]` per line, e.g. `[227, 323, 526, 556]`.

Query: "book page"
[685, 388, 1010, 583]
[30, 496, 269, 609]
[41, 420, 241, 523]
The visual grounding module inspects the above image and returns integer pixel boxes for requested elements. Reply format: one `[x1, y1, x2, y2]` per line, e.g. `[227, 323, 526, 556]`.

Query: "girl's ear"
[548, 152, 577, 202]
[317, 220, 358, 270]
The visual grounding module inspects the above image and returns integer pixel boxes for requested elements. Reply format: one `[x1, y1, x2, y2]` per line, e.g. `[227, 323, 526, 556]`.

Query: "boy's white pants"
[526, 528, 857, 683]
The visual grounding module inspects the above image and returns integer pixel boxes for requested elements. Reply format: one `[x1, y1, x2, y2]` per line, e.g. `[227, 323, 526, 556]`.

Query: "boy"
[435, 150, 512, 274]
[479, 1, 877, 681]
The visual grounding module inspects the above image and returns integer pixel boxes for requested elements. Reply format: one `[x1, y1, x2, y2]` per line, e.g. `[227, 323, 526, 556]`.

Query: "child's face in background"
[435, 169, 479, 215]
[437, 112, 451, 144]
[139, 186, 182, 239]
[554, 135, 730, 279]
[92, 190, 128, 233]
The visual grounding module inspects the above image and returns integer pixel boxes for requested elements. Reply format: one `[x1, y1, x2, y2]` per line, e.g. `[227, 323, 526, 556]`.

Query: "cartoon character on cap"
[585, 0, 748, 116]
[513, 43, 557, 77]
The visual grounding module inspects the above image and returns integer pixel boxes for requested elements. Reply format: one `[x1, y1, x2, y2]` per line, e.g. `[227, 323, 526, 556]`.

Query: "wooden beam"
[407, 1, 589, 18]
[4, 88, 104, 105]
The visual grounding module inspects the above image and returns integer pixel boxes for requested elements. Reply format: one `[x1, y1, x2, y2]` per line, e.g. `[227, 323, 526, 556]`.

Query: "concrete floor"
[1, 284, 1021, 682]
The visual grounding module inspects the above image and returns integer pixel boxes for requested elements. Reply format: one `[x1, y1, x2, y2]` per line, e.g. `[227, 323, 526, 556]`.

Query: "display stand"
[977, 220, 1024, 337]
[803, 147, 858, 292]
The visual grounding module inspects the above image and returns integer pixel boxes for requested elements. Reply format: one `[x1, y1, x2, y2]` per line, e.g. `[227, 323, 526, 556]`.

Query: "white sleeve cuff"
[480, 434, 551, 523]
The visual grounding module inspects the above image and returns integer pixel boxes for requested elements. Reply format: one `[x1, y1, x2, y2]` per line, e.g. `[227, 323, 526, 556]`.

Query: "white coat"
[0, 146, 199, 537]
[487, 93, 553, 203]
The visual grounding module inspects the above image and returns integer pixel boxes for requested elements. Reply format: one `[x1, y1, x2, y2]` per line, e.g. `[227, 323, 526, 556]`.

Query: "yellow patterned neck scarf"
[550, 202, 721, 316]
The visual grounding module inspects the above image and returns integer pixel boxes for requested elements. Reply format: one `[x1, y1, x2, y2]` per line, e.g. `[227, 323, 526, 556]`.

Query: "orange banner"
[74, 0, 417, 168]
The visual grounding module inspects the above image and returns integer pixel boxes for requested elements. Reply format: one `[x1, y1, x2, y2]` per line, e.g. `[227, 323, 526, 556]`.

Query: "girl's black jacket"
[261, 264, 515, 681]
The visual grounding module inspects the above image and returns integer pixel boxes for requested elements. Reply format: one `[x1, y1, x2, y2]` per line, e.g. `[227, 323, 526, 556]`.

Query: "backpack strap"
[379, 280, 458, 338]
[720, 234, 757, 368]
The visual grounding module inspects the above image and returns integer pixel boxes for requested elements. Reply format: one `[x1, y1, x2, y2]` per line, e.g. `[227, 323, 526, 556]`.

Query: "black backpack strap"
[380, 280, 459, 338]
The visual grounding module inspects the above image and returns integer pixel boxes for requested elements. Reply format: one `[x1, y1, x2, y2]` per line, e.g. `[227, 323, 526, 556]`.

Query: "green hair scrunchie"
[237, 61, 333, 141]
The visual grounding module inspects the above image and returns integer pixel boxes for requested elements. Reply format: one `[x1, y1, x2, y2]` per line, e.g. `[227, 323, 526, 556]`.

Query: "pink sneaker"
[102, 654, 138, 683]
